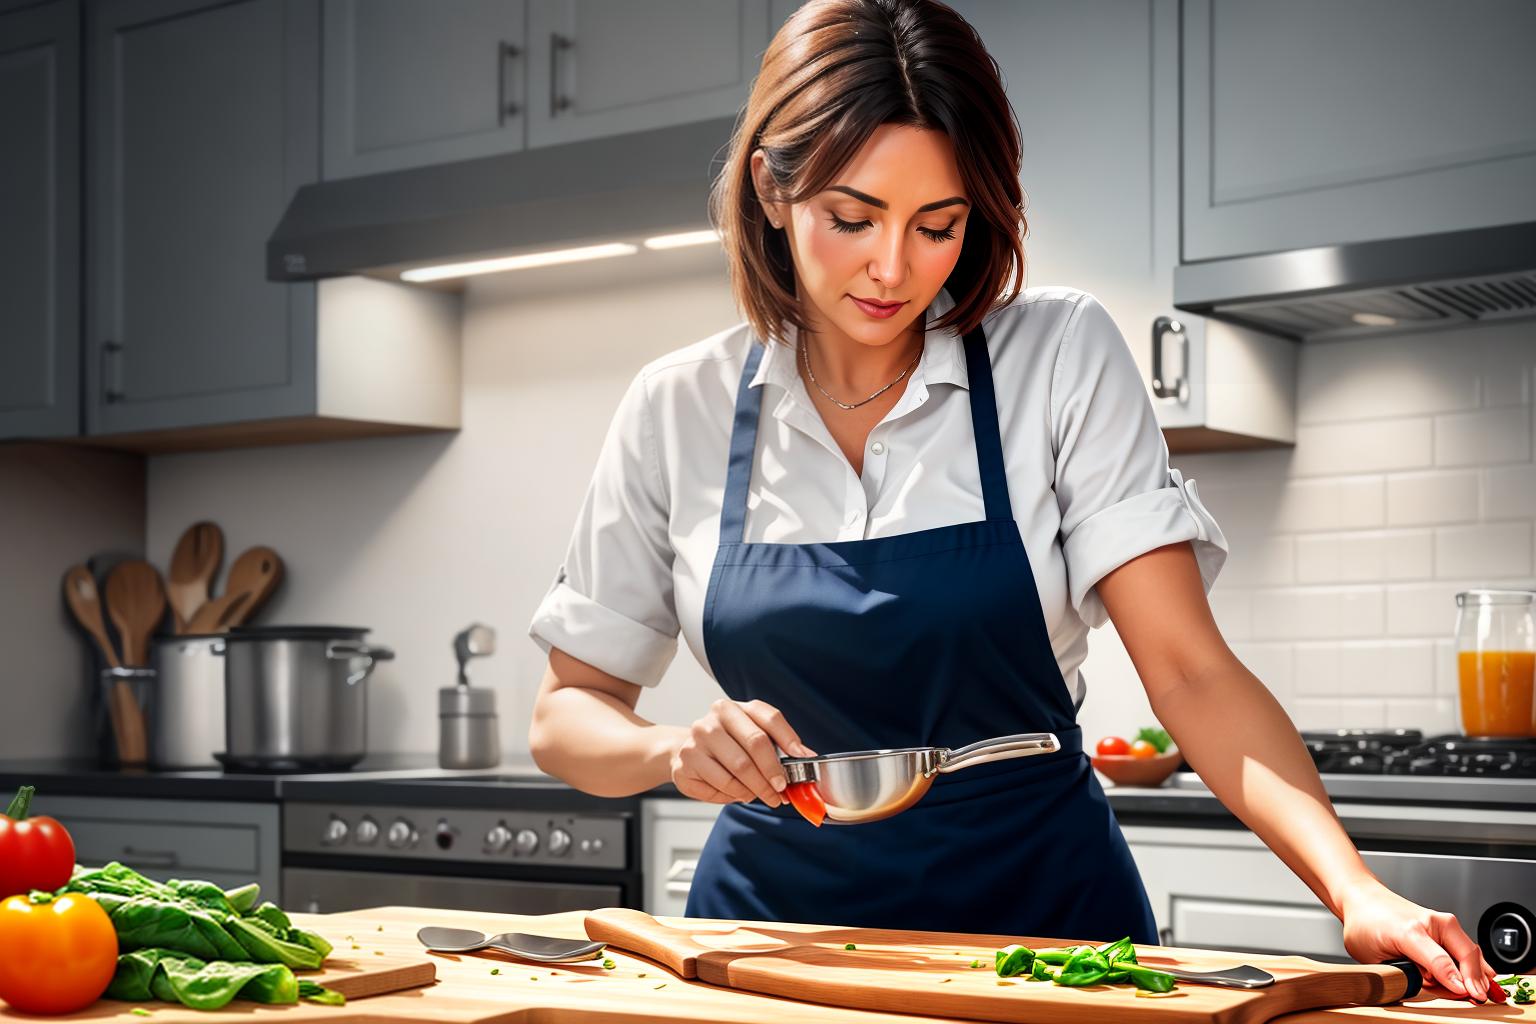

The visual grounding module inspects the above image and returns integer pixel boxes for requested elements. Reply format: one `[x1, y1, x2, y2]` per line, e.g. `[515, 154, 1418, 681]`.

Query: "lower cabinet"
[641, 797, 721, 918]
[30, 795, 281, 900]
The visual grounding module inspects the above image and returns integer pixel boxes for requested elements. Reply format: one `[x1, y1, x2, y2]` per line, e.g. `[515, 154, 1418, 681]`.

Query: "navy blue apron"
[685, 319, 1159, 944]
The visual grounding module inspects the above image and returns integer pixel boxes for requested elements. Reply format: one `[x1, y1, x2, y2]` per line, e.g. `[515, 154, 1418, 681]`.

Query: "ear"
[749, 148, 787, 230]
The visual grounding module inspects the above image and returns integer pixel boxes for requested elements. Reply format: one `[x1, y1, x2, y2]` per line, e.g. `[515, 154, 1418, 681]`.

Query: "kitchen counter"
[65, 905, 1530, 1023]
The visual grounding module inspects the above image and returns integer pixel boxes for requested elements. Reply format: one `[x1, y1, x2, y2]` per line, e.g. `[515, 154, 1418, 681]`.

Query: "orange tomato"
[1096, 736, 1130, 757]
[0, 892, 118, 1014]
[1128, 739, 1159, 760]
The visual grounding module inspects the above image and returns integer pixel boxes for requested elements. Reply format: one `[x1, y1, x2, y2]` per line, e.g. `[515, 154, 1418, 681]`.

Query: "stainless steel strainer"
[780, 732, 1060, 824]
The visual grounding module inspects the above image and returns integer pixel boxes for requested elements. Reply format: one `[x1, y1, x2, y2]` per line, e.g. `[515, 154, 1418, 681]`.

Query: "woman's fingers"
[1394, 922, 1471, 999]
[742, 699, 817, 758]
[717, 700, 797, 799]
[705, 701, 783, 806]
[685, 748, 758, 804]
[1428, 913, 1493, 1001]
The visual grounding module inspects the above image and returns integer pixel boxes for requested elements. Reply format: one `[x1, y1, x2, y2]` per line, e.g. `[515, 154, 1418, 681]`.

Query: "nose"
[866, 226, 908, 291]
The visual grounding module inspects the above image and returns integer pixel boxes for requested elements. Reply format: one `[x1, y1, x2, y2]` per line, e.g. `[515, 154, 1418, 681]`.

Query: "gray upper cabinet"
[0, 0, 80, 440]
[1182, 0, 1536, 263]
[525, 0, 769, 149]
[322, 0, 528, 180]
[86, 0, 322, 436]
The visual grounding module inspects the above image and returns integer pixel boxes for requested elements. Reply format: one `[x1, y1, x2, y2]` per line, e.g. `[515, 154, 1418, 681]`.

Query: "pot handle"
[326, 641, 396, 686]
[933, 732, 1060, 776]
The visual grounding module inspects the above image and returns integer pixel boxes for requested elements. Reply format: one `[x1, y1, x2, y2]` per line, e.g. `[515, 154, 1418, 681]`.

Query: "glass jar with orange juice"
[1455, 589, 1535, 738]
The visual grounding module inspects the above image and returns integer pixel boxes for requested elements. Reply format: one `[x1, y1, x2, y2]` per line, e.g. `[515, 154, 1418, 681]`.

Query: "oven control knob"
[354, 816, 380, 846]
[322, 816, 348, 847]
[548, 828, 572, 857]
[579, 837, 605, 855]
[386, 819, 414, 849]
[485, 824, 513, 853]
[513, 828, 539, 855]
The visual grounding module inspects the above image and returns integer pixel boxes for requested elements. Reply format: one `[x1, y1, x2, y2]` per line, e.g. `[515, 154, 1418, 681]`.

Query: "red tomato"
[784, 782, 826, 828]
[1129, 739, 1159, 760]
[0, 892, 118, 1014]
[1095, 736, 1130, 757]
[0, 788, 76, 899]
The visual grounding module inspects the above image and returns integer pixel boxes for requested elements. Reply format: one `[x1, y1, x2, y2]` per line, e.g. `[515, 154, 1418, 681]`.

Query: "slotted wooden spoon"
[167, 521, 223, 634]
[185, 546, 282, 633]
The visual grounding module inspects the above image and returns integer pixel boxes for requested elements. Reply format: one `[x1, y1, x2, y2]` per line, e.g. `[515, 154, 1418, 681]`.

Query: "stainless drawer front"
[281, 867, 624, 916]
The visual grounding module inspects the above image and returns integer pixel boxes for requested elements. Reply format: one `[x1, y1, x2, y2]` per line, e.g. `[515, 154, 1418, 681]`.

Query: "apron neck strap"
[718, 321, 1012, 545]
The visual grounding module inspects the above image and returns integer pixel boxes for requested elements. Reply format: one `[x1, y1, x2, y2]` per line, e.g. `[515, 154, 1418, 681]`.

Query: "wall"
[0, 444, 145, 759]
[144, 253, 1536, 756]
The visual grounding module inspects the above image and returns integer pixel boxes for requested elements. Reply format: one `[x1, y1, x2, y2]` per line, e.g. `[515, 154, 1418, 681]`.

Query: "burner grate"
[1300, 729, 1536, 778]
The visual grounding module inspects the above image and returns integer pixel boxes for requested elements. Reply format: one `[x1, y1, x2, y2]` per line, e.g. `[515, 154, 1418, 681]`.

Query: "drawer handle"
[1151, 315, 1189, 402]
[665, 857, 698, 885]
[122, 846, 179, 868]
[549, 33, 573, 117]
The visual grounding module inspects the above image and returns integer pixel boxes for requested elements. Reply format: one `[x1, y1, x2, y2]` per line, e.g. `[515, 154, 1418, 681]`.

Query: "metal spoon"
[416, 926, 607, 963]
[1158, 963, 1274, 989]
[781, 732, 1060, 824]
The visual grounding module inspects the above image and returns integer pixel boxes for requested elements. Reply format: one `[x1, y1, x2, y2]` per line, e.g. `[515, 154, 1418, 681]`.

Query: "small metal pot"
[780, 732, 1060, 824]
[220, 625, 393, 772]
[150, 634, 227, 769]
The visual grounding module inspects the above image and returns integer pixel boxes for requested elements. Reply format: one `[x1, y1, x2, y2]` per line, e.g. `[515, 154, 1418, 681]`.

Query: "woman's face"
[753, 124, 971, 349]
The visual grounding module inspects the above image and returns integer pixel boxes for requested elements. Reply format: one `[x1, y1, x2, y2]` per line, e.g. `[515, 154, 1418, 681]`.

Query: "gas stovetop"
[1301, 729, 1536, 778]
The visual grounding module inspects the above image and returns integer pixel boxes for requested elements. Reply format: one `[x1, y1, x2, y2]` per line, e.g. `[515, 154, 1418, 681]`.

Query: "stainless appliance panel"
[282, 867, 622, 916]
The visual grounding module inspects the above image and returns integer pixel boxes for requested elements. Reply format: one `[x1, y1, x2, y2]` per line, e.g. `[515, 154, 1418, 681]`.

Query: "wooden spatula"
[167, 521, 222, 634]
[62, 565, 121, 669]
[104, 560, 167, 667]
[217, 545, 283, 629]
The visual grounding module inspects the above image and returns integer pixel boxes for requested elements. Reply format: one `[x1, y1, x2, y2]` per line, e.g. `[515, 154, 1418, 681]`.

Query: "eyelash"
[828, 213, 956, 243]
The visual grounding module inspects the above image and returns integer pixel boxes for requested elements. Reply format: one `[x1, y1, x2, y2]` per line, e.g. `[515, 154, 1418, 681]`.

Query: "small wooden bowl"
[1091, 748, 1184, 787]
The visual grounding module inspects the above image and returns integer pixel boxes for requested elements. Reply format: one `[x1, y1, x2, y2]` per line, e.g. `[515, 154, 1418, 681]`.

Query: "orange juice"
[1458, 650, 1536, 737]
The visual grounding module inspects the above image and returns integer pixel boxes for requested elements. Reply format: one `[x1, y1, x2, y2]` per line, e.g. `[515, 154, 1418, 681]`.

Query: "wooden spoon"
[167, 521, 223, 634]
[104, 560, 168, 668]
[62, 565, 121, 669]
[217, 546, 283, 629]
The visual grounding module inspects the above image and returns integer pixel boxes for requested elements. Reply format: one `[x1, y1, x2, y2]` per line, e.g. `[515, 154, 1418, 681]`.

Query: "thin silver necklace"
[800, 337, 922, 410]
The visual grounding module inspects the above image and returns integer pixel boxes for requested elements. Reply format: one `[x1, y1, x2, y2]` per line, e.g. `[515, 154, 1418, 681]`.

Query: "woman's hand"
[671, 698, 816, 807]
[1339, 879, 1504, 1003]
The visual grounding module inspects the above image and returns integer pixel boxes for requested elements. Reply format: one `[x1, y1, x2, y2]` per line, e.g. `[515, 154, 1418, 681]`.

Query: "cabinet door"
[1183, 0, 1536, 262]
[322, 0, 527, 180]
[526, 0, 769, 149]
[0, 0, 80, 439]
[85, 0, 320, 436]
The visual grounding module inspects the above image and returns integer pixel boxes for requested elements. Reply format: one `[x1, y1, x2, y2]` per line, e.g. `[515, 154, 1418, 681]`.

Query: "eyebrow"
[826, 185, 969, 213]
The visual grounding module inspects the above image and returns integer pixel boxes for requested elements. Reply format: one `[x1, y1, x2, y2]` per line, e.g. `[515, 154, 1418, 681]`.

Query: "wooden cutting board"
[38, 911, 435, 1021]
[584, 908, 1426, 1024]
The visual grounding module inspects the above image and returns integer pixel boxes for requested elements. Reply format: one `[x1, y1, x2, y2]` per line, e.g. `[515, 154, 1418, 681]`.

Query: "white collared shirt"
[528, 286, 1227, 709]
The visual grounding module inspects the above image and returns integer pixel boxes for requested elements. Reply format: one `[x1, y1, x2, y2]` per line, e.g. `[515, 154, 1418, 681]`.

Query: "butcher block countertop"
[46, 906, 1531, 1024]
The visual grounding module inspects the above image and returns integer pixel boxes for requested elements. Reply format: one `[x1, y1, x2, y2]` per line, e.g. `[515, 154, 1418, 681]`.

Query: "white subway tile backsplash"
[1434, 639, 1459, 698]
[1208, 586, 1253, 642]
[1251, 586, 1384, 640]
[1294, 529, 1432, 583]
[1230, 642, 1293, 704]
[1289, 699, 1389, 730]
[1291, 419, 1432, 477]
[1384, 698, 1459, 733]
[1385, 581, 1480, 637]
[1434, 406, 1532, 467]
[1273, 477, 1385, 533]
[1220, 533, 1295, 586]
[1386, 471, 1480, 525]
[1434, 521, 1534, 579]
[1293, 641, 1435, 697]
[1298, 333, 1480, 424]
[1483, 464, 1536, 519]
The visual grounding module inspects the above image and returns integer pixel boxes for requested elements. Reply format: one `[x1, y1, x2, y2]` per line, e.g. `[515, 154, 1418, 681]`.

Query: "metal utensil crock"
[150, 634, 226, 769]
[221, 625, 393, 771]
[780, 732, 1060, 824]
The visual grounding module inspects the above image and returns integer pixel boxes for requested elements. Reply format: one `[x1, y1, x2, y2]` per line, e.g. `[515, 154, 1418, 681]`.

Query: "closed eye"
[828, 213, 956, 243]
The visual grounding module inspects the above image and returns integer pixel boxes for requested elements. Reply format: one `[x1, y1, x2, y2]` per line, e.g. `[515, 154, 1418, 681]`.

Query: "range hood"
[1173, 220, 1536, 342]
[267, 116, 738, 284]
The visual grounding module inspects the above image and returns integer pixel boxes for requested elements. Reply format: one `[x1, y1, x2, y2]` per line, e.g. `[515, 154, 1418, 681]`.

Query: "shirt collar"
[750, 286, 969, 392]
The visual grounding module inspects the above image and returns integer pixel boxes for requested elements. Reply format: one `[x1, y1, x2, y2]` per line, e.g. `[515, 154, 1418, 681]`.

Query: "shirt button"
[869, 441, 885, 455]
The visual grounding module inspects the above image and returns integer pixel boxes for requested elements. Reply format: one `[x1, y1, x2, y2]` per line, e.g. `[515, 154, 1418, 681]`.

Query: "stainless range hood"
[1173, 220, 1536, 341]
[267, 116, 738, 284]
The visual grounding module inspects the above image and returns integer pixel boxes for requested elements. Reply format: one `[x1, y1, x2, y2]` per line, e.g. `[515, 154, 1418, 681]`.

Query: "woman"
[528, 0, 1500, 1003]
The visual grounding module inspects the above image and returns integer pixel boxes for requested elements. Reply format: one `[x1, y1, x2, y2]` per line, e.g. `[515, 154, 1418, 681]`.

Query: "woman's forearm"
[1147, 656, 1380, 918]
[529, 678, 688, 798]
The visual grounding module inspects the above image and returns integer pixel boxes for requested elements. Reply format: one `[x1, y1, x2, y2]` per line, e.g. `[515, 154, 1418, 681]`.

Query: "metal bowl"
[780, 732, 1060, 824]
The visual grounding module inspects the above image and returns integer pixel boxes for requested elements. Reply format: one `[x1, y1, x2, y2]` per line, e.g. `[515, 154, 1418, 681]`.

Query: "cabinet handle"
[102, 339, 125, 403]
[121, 846, 179, 868]
[549, 33, 573, 118]
[498, 40, 522, 122]
[1151, 315, 1188, 402]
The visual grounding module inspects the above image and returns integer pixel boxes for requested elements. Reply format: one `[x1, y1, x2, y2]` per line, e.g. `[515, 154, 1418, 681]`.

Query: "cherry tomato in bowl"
[1095, 736, 1130, 757]
[1129, 739, 1160, 760]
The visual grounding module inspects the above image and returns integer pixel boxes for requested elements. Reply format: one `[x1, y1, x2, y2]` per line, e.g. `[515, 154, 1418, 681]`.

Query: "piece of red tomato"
[1096, 736, 1130, 757]
[0, 787, 76, 900]
[784, 782, 826, 827]
[0, 891, 118, 1014]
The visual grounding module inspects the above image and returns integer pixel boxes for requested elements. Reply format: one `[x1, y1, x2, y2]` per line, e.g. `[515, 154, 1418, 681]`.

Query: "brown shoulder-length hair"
[709, 0, 1026, 346]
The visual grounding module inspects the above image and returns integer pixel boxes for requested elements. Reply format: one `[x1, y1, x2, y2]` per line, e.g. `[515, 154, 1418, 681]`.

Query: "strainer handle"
[937, 732, 1060, 774]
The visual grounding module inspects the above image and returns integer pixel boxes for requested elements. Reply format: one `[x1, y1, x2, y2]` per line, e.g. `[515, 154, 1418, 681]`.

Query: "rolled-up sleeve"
[528, 369, 679, 687]
[1050, 294, 1228, 628]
